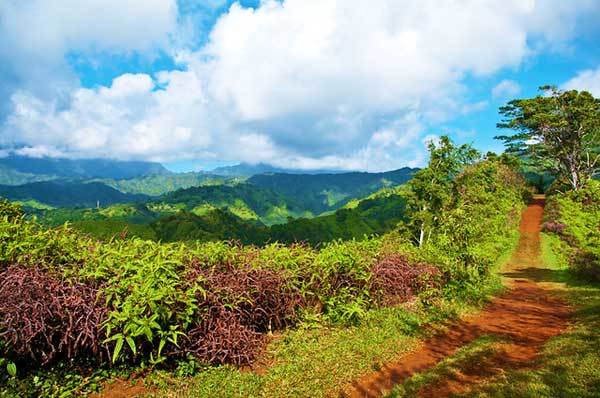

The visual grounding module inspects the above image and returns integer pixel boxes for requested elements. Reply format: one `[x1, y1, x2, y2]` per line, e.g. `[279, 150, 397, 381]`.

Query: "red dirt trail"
[343, 197, 572, 398]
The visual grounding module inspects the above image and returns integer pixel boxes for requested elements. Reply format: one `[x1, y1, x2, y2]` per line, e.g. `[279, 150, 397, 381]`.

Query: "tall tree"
[407, 136, 480, 246]
[496, 86, 600, 191]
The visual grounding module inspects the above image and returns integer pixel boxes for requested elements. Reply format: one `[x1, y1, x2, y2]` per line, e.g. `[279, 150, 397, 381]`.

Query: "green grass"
[385, 233, 600, 398]
[146, 304, 474, 398]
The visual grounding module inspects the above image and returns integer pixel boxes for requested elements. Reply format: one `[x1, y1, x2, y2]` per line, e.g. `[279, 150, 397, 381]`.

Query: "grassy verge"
[384, 233, 600, 398]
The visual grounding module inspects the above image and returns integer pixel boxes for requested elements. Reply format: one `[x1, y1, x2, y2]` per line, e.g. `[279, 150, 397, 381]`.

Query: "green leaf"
[6, 362, 16, 377]
[125, 336, 137, 355]
[158, 339, 166, 356]
[112, 337, 124, 363]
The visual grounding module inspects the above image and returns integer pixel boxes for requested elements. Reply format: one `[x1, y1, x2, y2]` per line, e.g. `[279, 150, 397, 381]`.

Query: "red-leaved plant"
[0, 265, 108, 365]
[181, 261, 303, 365]
[370, 254, 441, 306]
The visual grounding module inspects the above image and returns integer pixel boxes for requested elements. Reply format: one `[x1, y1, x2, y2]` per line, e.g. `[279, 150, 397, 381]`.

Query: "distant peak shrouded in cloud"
[1, 0, 600, 171]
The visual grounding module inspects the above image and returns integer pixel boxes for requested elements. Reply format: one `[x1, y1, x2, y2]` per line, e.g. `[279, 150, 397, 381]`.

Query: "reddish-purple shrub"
[181, 262, 303, 365]
[369, 254, 441, 306]
[542, 221, 567, 234]
[189, 262, 303, 331]
[0, 265, 108, 365]
[184, 307, 265, 366]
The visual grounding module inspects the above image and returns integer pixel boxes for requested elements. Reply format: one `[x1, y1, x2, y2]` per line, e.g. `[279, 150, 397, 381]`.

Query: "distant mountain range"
[209, 162, 346, 176]
[30, 185, 409, 246]
[0, 155, 169, 184]
[0, 153, 419, 237]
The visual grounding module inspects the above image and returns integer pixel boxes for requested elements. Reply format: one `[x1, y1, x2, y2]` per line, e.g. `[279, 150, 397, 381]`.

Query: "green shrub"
[544, 180, 600, 279]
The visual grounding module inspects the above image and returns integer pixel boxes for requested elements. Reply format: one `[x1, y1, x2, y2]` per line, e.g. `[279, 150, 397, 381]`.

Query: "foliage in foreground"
[0, 152, 527, 396]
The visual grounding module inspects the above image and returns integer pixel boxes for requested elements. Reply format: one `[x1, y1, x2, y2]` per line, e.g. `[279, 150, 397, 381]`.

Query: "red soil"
[90, 378, 151, 398]
[343, 197, 572, 398]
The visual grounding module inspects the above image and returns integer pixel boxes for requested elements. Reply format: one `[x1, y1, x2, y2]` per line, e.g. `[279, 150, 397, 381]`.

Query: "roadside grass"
[385, 233, 600, 398]
[384, 335, 505, 398]
[148, 306, 431, 398]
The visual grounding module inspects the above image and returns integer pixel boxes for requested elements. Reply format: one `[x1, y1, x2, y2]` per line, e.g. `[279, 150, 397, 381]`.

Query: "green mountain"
[32, 203, 158, 227]
[94, 172, 236, 196]
[0, 155, 169, 184]
[0, 165, 57, 186]
[156, 183, 311, 225]
[268, 188, 408, 245]
[248, 167, 417, 214]
[0, 180, 148, 208]
[52, 185, 409, 246]
[152, 209, 267, 244]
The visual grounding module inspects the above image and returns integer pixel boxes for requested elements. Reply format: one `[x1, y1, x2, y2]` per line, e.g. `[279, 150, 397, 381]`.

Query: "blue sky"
[1, 0, 600, 172]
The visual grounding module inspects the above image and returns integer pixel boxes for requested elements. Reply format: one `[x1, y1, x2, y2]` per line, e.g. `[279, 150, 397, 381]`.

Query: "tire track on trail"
[343, 197, 572, 398]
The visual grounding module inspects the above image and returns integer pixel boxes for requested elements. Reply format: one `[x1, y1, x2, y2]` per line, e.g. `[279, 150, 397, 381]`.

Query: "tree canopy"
[496, 86, 600, 190]
[407, 136, 480, 246]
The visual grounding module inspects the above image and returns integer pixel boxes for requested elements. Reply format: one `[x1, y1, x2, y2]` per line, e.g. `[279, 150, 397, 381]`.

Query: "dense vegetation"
[248, 167, 416, 213]
[0, 139, 528, 396]
[268, 189, 408, 246]
[95, 173, 234, 196]
[544, 179, 600, 280]
[31, 186, 409, 246]
[157, 183, 311, 225]
[0, 180, 148, 208]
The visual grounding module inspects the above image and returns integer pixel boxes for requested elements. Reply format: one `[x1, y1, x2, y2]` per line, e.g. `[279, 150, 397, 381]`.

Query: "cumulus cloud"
[0, 0, 179, 116]
[492, 79, 522, 99]
[563, 66, 600, 96]
[2, 0, 600, 170]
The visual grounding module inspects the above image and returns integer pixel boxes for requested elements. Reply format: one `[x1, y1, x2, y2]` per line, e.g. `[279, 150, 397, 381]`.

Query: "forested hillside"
[0, 180, 148, 208]
[157, 183, 311, 225]
[94, 173, 234, 196]
[248, 167, 417, 213]
[0, 155, 168, 183]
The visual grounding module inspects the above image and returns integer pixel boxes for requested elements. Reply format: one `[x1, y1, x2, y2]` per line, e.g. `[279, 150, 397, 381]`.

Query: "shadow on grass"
[502, 267, 571, 284]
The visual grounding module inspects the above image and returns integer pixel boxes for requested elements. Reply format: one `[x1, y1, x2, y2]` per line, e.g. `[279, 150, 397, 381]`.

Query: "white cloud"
[2, 0, 600, 171]
[492, 79, 522, 99]
[0, 0, 179, 116]
[563, 66, 600, 96]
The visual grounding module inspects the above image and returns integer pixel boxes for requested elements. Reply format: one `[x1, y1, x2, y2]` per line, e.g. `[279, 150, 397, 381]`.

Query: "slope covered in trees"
[0, 155, 168, 183]
[248, 167, 417, 213]
[0, 180, 148, 208]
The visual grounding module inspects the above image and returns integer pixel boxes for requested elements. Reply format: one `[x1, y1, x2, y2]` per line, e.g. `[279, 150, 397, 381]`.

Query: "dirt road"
[344, 197, 572, 398]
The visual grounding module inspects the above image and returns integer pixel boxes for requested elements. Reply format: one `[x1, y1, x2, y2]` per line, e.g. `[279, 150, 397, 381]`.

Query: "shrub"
[183, 308, 264, 366]
[369, 254, 441, 306]
[545, 180, 600, 280]
[180, 261, 303, 365]
[0, 265, 107, 365]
